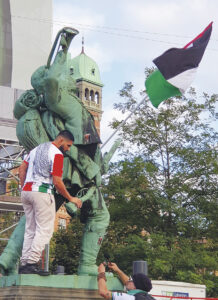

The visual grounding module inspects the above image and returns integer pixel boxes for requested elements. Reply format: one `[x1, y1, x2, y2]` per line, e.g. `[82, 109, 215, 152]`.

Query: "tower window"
[95, 92, 99, 104]
[90, 90, 94, 101]
[91, 68, 95, 75]
[58, 218, 66, 229]
[85, 88, 89, 101]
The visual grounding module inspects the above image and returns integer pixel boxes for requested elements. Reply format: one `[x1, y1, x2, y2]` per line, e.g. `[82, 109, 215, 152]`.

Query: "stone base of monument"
[0, 274, 123, 300]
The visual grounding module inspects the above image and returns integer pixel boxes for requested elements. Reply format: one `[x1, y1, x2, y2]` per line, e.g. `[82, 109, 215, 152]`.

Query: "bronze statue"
[0, 27, 120, 276]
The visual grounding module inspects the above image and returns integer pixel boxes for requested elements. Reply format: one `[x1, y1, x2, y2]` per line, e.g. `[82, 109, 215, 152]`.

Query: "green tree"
[108, 70, 217, 239]
[50, 218, 84, 274]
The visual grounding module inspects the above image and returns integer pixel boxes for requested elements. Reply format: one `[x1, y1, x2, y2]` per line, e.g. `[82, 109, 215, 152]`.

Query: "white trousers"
[20, 191, 55, 264]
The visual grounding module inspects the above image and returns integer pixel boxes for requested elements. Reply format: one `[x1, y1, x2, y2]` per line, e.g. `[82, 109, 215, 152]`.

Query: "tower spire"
[81, 36, 84, 53]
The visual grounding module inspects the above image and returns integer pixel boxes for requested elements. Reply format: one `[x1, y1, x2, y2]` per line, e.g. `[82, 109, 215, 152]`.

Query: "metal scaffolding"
[0, 140, 25, 194]
[0, 141, 52, 272]
[0, 140, 25, 246]
[0, 140, 24, 183]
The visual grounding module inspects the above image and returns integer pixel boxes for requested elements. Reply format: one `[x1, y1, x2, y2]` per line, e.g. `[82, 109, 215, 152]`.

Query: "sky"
[53, 0, 218, 153]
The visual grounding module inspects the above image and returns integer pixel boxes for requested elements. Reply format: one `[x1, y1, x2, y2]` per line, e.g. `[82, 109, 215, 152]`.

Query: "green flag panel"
[145, 70, 182, 108]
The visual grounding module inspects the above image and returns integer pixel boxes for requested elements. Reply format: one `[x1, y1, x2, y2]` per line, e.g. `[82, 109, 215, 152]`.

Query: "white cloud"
[124, 0, 211, 31]
[125, 1, 181, 28]
[53, 2, 105, 28]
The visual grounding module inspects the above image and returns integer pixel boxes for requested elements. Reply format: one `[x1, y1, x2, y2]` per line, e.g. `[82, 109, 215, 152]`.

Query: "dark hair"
[57, 130, 74, 142]
[132, 273, 152, 292]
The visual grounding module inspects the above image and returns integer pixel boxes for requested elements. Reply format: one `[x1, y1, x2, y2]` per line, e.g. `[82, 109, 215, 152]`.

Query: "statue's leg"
[78, 200, 110, 275]
[0, 216, 26, 275]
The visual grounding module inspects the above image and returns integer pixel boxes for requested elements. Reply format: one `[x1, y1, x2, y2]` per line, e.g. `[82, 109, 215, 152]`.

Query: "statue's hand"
[65, 202, 77, 216]
[65, 197, 82, 217]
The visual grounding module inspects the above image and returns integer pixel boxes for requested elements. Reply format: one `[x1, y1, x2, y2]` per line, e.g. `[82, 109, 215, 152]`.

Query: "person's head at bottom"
[128, 273, 152, 292]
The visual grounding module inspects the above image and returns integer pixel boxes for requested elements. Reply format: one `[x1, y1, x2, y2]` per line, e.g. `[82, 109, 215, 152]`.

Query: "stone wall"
[0, 274, 123, 300]
[0, 286, 103, 300]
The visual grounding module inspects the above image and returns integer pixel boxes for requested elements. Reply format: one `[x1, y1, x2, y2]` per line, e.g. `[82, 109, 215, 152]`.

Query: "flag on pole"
[145, 22, 213, 108]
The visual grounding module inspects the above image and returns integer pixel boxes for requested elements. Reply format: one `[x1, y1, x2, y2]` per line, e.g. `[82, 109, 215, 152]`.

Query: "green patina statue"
[0, 27, 120, 276]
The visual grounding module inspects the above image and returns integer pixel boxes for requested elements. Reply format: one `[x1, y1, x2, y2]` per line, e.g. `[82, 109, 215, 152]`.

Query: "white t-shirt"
[112, 292, 135, 300]
[23, 142, 64, 194]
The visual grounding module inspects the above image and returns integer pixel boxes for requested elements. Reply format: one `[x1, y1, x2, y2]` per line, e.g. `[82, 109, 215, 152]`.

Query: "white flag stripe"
[167, 68, 197, 93]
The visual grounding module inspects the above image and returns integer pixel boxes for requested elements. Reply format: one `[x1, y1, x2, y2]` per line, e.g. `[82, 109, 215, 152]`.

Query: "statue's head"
[31, 66, 48, 95]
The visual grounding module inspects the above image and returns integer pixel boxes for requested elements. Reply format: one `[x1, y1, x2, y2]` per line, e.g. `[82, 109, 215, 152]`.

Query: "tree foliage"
[50, 218, 84, 274]
[0, 211, 23, 254]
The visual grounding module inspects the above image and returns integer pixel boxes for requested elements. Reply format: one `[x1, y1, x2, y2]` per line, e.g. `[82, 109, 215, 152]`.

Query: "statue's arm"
[78, 186, 96, 203]
[65, 186, 96, 215]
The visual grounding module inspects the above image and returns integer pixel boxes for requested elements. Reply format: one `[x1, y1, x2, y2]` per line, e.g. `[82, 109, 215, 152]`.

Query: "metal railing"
[152, 295, 218, 300]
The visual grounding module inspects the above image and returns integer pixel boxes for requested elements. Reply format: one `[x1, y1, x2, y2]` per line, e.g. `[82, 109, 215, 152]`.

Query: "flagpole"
[101, 95, 148, 149]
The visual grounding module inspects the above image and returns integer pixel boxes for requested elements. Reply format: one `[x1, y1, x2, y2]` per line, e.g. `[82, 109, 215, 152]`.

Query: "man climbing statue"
[19, 130, 82, 275]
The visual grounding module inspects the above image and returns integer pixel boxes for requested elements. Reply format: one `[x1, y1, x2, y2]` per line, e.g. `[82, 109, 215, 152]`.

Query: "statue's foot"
[0, 261, 19, 276]
[78, 264, 114, 277]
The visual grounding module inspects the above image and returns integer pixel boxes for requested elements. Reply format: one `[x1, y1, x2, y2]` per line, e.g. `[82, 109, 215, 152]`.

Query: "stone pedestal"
[0, 286, 102, 299]
[0, 274, 123, 300]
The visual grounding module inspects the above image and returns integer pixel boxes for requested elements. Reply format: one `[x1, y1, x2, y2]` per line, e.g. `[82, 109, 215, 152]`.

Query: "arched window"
[95, 92, 99, 104]
[90, 90, 94, 101]
[85, 88, 89, 101]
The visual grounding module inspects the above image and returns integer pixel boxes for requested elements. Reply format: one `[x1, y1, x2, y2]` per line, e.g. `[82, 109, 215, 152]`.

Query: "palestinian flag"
[145, 22, 213, 108]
